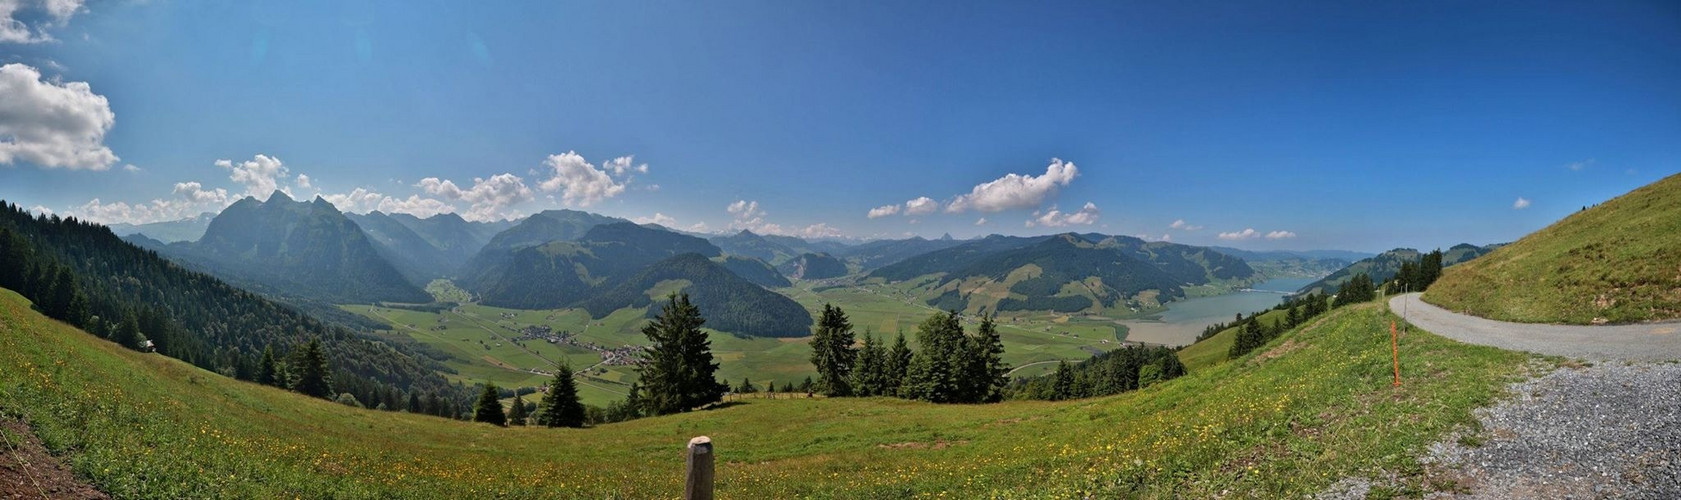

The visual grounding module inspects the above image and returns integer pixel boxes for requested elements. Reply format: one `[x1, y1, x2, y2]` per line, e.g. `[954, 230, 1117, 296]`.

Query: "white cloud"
[727, 200, 764, 223]
[975, 217, 988, 226]
[1265, 230, 1297, 240]
[217, 154, 291, 199]
[537, 151, 637, 207]
[633, 212, 679, 227]
[416, 173, 533, 221]
[1513, 197, 1531, 209]
[122, 164, 141, 173]
[687, 221, 710, 233]
[1137, 233, 1171, 242]
[1, 0, 83, 43]
[797, 223, 844, 239]
[866, 204, 900, 219]
[0, 63, 118, 170]
[321, 188, 455, 219]
[1218, 228, 1260, 240]
[295, 173, 312, 188]
[171, 181, 228, 204]
[1026, 202, 1100, 228]
[27, 204, 51, 216]
[903, 196, 938, 216]
[1169, 219, 1203, 231]
[1566, 159, 1594, 171]
[946, 158, 1078, 213]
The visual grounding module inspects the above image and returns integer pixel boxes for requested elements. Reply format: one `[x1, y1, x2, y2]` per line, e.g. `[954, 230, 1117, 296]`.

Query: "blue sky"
[1, 0, 1677, 252]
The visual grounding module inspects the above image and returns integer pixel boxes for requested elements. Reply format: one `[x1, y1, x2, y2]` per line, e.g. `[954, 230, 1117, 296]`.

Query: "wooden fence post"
[685, 436, 714, 500]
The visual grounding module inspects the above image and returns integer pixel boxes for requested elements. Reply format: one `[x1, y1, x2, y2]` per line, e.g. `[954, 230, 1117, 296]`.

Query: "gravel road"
[1425, 362, 1681, 499]
[1390, 293, 1681, 361]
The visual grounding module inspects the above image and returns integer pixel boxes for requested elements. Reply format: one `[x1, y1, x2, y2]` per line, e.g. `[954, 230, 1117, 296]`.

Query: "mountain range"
[1296, 243, 1502, 295]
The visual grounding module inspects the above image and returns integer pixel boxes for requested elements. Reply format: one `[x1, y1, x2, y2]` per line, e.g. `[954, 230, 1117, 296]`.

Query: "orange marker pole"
[1390, 320, 1401, 387]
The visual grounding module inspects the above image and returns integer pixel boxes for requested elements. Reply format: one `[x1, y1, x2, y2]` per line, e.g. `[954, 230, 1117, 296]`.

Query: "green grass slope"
[1425, 173, 1681, 324]
[1, 287, 1536, 498]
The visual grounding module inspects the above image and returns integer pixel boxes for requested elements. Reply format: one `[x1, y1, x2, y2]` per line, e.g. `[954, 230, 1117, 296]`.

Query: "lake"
[1118, 277, 1317, 346]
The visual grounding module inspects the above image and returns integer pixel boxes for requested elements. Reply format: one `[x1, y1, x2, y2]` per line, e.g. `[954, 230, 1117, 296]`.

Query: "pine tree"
[636, 293, 725, 415]
[473, 383, 507, 426]
[885, 331, 913, 396]
[111, 312, 143, 351]
[257, 344, 279, 386]
[808, 304, 857, 397]
[537, 365, 585, 427]
[963, 314, 1009, 403]
[848, 332, 885, 397]
[1051, 360, 1075, 400]
[508, 392, 528, 426]
[290, 337, 333, 399]
[901, 312, 964, 403]
[407, 392, 423, 413]
[736, 377, 758, 394]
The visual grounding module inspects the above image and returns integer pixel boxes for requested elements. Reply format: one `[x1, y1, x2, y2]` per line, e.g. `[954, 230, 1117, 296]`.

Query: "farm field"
[351, 278, 1136, 406]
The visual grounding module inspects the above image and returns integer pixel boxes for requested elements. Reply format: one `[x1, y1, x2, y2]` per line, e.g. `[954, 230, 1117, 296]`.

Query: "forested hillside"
[1298, 243, 1498, 296]
[0, 201, 464, 411]
[777, 252, 849, 279]
[579, 253, 814, 337]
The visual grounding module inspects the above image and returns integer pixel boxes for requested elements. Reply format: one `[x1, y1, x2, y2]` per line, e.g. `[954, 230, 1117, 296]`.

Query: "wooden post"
[685, 436, 714, 500]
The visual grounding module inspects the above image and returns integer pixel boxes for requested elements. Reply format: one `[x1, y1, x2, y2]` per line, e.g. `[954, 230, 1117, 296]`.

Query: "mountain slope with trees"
[1426, 172, 1681, 324]
[149, 192, 429, 304]
[0, 200, 462, 412]
[579, 253, 813, 337]
[777, 252, 849, 280]
[1297, 244, 1498, 296]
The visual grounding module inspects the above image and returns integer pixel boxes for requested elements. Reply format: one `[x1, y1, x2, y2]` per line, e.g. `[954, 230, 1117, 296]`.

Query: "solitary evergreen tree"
[809, 304, 857, 397]
[537, 365, 585, 427]
[473, 383, 507, 426]
[736, 377, 758, 394]
[508, 392, 528, 426]
[407, 392, 423, 413]
[291, 337, 333, 398]
[637, 293, 726, 415]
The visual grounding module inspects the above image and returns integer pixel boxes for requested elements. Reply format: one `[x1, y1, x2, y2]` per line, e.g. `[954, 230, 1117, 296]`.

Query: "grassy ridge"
[1426, 173, 1681, 324]
[1, 288, 1534, 498]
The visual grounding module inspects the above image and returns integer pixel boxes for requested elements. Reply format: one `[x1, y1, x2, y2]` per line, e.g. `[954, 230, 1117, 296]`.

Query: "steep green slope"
[580, 253, 814, 337]
[462, 222, 724, 309]
[0, 287, 1533, 498]
[709, 229, 801, 264]
[157, 192, 429, 303]
[1426, 173, 1681, 324]
[716, 255, 791, 288]
[1298, 244, 1497, 296]
[0, 202, 457, 407]
[347, 211, 454, 284]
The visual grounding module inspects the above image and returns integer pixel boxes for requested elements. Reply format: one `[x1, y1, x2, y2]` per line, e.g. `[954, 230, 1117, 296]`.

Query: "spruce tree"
[636, 293, 725, 415]
[111, 312, 143, 351]
[885, 331, 913, 395]
[848, 332, 884, 397]
[508, 392, 528, 426]
[291, 337, 333, 399]
[537, 365, 585, 427]
[963, 314, 1009, 403]
[257, 344, 279, 386]
[473, 383, 507, 426]
[1051, 360, 1075, 400]
[900, 312, 964, 403]
[808, 304, 857, 397]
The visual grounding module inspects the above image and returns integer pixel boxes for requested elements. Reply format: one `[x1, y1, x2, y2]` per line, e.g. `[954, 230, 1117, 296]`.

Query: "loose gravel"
[1424, 362, 1681, 499]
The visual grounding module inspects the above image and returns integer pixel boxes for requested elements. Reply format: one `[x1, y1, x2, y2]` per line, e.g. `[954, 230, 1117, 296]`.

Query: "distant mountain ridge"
[777, 252, 849, 280]
[148, 191, 430, 303]
[1297, 244, 1499, 296]
[870, 233, 1257, 313]
[106, 211, 217, 243]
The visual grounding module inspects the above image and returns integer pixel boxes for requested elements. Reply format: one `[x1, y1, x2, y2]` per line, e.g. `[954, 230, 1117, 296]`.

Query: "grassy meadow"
[1425, 172, 1681, 324]
[2, 287, 1539, 498]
